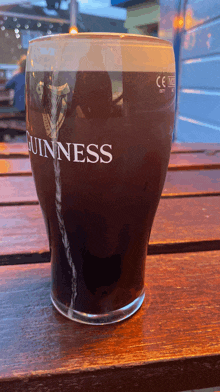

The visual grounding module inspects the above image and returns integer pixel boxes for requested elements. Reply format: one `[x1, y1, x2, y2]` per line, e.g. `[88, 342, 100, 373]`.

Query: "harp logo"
[36, 81, 70, 139]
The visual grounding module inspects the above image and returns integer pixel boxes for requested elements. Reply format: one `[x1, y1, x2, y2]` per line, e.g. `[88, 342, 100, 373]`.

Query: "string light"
[0, 14, 69, 38]
[173, 16, 184, 30]
[69, 26, 78, 34]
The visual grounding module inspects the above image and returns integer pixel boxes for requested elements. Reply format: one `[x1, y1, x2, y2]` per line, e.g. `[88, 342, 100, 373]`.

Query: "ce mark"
[156, 75, 166, 88]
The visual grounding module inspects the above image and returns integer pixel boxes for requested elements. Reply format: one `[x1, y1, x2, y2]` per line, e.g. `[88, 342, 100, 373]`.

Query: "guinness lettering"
[26, 131, 113, 163]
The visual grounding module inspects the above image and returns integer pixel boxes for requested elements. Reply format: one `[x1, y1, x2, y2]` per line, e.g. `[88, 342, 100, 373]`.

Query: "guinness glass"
[26, 33, 175, 324]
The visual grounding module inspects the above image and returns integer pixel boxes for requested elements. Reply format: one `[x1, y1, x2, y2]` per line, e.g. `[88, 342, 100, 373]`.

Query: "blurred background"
[0, 0, 220, 143]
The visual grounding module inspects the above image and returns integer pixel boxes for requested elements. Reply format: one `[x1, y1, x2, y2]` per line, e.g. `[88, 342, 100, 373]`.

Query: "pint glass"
[26, 33, 175, 324]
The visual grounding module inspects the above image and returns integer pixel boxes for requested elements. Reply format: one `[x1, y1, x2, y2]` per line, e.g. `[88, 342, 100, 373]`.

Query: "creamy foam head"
[27, 33, 175, 73]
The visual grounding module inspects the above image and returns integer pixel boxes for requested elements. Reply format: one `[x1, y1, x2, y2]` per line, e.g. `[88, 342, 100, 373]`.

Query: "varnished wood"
[0, 142, 29, 158]
[0, 159, 31, 175]
[169, 152, 220, 171]
[0, 205, 49, 256]
[1, 196, 219, 258]
[0, 141, 220, 390]
[1, 251, 220, 391]
[0, 176, 38, 204]
[171, 142, 220, 153]
[164, 170, 220, 195]
[151, 195, 220, 244]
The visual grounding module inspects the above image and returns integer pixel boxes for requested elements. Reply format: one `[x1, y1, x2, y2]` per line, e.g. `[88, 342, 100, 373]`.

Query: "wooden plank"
[163, 170, 220, 196]
[171, 142, 220, 153]
[1, 251, 220, 391]
[0, 205, 49, 256]
[0, 142, 29, 158]
[0, 196, 220, 258]
[151, 195, 220, 244]
[0, 176, 38, 204]
[169, 152, 220, 170]
[1, 169, 220, 205]
[0, 158, 31, 176]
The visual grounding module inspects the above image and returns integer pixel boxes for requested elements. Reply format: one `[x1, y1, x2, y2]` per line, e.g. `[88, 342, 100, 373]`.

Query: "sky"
[78, 0, 126, 20]
[76, 0, 126, 20]
[0, 0, 127, 20]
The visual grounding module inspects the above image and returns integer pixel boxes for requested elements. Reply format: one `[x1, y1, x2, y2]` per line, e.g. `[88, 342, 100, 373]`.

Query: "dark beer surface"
[26, 71, 175, 314]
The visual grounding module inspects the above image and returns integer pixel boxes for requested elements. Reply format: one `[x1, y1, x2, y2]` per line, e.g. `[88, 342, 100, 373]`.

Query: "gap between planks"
[1, 240, 220, 266]
[1, 191, 220, 207]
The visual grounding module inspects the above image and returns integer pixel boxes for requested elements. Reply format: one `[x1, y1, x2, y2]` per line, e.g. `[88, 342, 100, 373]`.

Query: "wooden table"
[0, 142, 220, 392]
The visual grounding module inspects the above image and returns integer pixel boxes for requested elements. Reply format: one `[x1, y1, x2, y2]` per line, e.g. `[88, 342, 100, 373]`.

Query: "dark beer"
[26, 34, 175, 324]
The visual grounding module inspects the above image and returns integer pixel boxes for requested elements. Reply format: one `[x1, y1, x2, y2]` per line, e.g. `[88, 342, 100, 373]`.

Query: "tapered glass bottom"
[51, 290, 145, 325]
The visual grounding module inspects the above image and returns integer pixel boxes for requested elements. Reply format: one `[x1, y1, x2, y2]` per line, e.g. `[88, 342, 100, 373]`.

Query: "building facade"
[160, 0, 220, 142]
[111, 0, 159, 36]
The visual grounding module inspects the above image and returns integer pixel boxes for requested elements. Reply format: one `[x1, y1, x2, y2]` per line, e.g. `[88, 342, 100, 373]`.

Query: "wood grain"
[0, 196, 220, 257]
[1, 251, 220, 391]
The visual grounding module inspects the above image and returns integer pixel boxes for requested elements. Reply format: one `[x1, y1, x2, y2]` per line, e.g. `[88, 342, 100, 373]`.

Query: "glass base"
[51, 290, 145, 325]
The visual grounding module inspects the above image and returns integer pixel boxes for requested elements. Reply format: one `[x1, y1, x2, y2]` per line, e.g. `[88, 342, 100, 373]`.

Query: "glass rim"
[29, 32, 173, 47]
